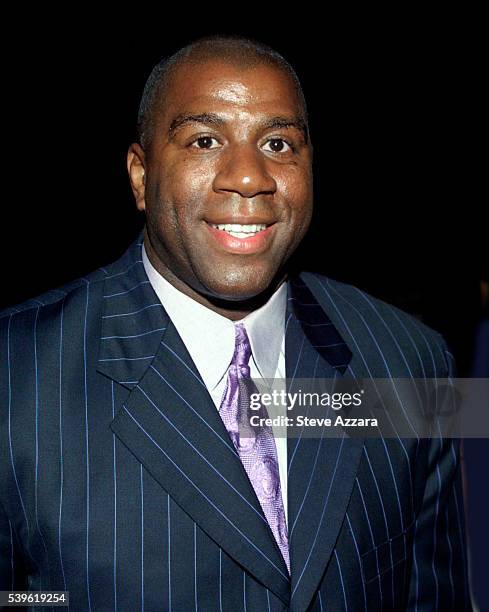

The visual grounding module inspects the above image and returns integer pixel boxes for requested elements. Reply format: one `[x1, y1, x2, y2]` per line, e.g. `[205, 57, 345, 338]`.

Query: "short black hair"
[137, 34, 309, 151]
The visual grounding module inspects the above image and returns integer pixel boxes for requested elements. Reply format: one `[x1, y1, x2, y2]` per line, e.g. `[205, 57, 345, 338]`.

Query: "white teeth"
[210, 223, 267, 235]
[228, 232, 252, 238]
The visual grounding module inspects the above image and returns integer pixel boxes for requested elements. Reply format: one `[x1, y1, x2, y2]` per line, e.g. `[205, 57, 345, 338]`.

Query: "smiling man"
[0, 35, 472, 611]
[128, 46, 313, 314]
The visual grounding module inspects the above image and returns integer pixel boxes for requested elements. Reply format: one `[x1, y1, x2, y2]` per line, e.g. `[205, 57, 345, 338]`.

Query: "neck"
[143, 233, 287, 321]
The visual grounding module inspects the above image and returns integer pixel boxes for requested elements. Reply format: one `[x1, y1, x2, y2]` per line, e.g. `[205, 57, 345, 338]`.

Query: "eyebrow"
[168, 112, 309, 143]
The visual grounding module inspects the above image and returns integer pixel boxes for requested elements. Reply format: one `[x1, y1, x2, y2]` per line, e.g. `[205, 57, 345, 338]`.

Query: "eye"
[190, 136, 220, 150]
[262, 138, 293, 153]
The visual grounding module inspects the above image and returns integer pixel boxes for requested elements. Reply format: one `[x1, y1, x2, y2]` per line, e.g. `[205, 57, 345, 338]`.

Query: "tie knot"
[233, 323, 251, 368]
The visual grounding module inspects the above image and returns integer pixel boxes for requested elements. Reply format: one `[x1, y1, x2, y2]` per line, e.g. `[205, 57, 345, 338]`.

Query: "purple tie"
[219, 323, 290, 573]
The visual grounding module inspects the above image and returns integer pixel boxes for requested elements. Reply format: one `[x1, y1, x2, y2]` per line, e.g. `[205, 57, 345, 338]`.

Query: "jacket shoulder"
[0, 233, 144, 362]
[0, 267, 107, 322]
[0, 232, 143, 322]
[301, 271, 454, 376]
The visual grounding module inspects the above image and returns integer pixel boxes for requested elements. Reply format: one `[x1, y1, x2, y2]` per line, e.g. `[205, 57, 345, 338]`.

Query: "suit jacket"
[0, 231, 472, 611]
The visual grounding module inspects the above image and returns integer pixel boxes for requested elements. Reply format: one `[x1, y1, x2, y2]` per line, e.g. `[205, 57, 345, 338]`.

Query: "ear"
[127, 143, 146, 212]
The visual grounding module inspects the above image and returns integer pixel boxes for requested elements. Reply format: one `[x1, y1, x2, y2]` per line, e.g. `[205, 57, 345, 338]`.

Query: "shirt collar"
[237, 280, 286, 381]
[142, 243, 286, 391]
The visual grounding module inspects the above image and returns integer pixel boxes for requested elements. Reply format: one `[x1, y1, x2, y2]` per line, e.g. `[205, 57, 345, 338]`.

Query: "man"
[0, 35, 472, 611]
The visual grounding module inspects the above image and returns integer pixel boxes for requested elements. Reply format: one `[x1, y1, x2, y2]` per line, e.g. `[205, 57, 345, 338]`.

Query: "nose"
[212, 143, 277, 198]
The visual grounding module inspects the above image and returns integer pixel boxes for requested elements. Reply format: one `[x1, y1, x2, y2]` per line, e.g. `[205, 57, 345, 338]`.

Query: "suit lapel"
[286, 274, 365, 612]
[98, 233, 290, 605]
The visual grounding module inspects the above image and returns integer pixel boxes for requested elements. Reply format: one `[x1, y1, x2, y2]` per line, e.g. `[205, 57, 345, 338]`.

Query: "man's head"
[127, 35, 314, 312]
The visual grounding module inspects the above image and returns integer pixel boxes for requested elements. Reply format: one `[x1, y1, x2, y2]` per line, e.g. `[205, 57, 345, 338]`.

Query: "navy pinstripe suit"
[0, 231, 472, 611]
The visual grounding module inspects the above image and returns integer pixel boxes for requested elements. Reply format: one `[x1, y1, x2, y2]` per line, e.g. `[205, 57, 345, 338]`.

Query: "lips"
[208, 222, 268, 238]
[204, 220, 276, 254]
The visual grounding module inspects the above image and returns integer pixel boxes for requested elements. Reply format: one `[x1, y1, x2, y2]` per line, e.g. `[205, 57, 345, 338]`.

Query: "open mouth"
[207, 222, 269, 238]
[204, 220, 277, 254]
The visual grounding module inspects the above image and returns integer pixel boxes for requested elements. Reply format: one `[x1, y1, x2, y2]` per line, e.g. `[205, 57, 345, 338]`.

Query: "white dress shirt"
[142, 244, 288, 524]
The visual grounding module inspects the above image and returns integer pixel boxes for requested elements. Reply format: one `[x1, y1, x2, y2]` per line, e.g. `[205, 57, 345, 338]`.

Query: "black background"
[1, 19, 485, 374]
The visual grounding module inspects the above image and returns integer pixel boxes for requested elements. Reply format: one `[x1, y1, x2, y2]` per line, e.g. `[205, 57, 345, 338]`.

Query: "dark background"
[2, 22, 485, 373]
[1, 19, 487, 607]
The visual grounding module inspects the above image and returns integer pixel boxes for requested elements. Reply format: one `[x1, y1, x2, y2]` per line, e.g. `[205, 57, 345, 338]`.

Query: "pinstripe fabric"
[0, 232, 472, 611]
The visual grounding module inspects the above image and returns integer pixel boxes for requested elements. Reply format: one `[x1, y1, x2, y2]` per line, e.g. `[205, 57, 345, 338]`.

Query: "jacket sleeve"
[0, 314, 28, 594]
[0, 499, 28, 591]
[406, 340, 473, 610]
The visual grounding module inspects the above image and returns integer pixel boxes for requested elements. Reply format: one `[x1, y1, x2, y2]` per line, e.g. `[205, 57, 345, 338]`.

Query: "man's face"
[132, 59, 313, 301]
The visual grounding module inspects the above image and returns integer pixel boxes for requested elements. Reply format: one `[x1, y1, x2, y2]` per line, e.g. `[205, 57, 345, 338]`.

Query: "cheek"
[276, 168, 314, 224]
[150, 159, 213, 228]
[278, 162, 312, 198]
[169, 155, 216, 198]
[171, 162, 216, 225]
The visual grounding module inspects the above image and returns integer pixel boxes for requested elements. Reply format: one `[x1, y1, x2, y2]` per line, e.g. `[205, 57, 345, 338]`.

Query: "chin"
[203, 267, 279, 302]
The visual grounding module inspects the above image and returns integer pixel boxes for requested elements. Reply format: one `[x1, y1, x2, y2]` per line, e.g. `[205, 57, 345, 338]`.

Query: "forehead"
[159, 59, 303, 122]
